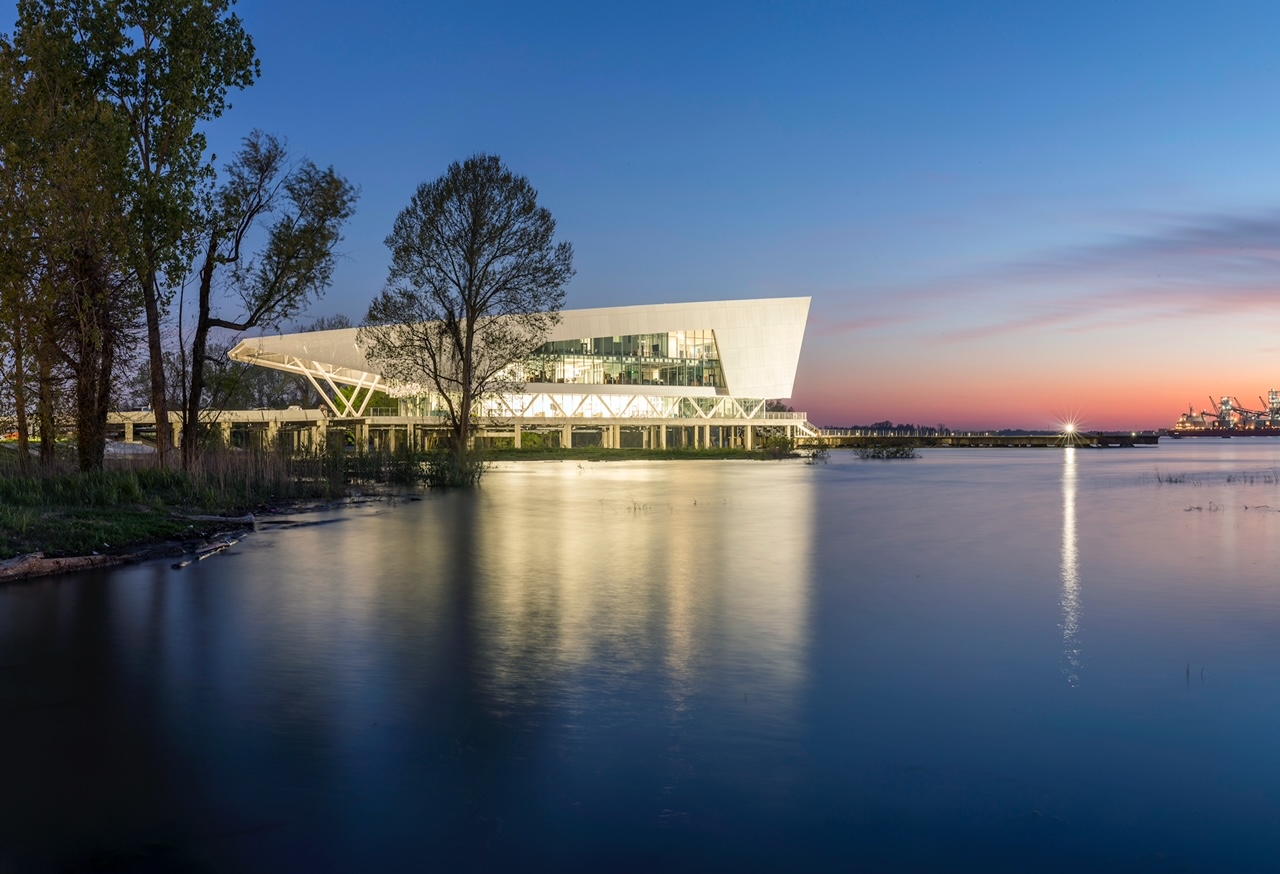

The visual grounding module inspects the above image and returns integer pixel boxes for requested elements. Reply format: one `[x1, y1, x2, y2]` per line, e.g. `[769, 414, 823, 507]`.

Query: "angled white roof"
[228, 297, 810, 398]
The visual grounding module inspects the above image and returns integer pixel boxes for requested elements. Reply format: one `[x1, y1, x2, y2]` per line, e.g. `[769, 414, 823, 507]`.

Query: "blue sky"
[10, 1, 1280, 427]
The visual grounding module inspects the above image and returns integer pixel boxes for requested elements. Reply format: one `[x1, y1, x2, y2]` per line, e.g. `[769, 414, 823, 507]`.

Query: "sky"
[11, 1, 1280, 429]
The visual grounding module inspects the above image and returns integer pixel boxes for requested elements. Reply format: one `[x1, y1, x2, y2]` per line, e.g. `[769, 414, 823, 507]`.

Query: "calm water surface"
[5, 442, 1280, 871]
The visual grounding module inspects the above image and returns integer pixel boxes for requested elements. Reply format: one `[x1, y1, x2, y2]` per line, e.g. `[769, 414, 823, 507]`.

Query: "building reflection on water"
[471, 463, 814, 728]
[1060, 447, 1081, 686]
[0, 461, 817, 869]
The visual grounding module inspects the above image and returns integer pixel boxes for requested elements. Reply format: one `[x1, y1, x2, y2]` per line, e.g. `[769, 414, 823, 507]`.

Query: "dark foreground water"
[5, 442, 1280, 872]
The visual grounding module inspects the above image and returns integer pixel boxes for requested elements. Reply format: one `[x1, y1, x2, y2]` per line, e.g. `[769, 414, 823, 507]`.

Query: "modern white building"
[226, 297, 813, 450]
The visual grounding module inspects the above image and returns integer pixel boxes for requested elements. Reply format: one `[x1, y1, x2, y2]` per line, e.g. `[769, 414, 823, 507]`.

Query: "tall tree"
[19, 0, 260, 464]
[358, 154, 574, 483]
[2, 9, 138, 470]
[181, 131, 356, 467]
[0, 31, 44, 463]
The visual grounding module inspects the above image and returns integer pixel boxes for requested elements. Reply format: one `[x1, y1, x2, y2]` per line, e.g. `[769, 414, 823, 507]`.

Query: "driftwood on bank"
[0, 514, 260, 583]
[0, 552, 136, 582]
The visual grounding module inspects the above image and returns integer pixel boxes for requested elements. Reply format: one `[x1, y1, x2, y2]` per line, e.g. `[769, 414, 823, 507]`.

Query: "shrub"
[854, 444, 919, 459]
[759, 435, 795, 460]
[424, 450, 486, 487]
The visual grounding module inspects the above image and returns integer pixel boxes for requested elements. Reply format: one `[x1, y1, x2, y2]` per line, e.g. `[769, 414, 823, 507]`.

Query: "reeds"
[0, 446, 424, 559]
[1153, 469, 1192, 484]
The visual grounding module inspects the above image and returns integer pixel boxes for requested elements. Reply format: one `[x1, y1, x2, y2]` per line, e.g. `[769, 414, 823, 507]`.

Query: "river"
[4, 441, 1280, 871]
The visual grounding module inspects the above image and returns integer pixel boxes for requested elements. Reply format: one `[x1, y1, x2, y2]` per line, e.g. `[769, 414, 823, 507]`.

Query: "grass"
[0, 447, 365, 560]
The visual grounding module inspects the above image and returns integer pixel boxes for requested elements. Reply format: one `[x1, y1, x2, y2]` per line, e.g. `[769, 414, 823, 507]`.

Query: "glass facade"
[400, 393, 767, 420]
[525, 330, 722, 389]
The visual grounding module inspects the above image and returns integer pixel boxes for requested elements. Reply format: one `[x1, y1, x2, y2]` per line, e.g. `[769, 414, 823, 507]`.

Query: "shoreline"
[0, 516, 260, 584]
[0, 450, 801, 581]
[0, 495, 392, 585]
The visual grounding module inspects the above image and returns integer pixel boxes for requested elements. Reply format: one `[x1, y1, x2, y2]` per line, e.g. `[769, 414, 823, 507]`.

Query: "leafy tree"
[180, 131, 356, 467]
[121, 313, 355, 416]
[304, 313, 353, 333]
[0, 42, 36, 461]
[20, 0, 261, 464]
[358, 155, 574, 484]
[2, 8, 139, 470]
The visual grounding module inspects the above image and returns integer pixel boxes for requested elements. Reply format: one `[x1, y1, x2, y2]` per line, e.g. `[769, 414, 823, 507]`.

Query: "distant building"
[226, 297, 812, 449]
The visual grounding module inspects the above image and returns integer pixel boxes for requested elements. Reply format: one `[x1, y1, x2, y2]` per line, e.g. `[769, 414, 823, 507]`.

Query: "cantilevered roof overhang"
[228, 296, 811, 402]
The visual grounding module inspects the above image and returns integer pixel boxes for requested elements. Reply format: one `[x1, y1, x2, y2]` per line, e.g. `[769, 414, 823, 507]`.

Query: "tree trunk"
[12, 317, 30, 465]
[37, 334, 55, 468]
[142, 266, 171, 464]
[71, 260, 116, 473]
[82, 329, 115, 472]
[183, 237, 218, 470]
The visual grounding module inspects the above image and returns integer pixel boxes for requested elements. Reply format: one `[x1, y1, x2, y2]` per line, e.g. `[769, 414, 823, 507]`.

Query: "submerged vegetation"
[1149, 467, 1280, 488]
[854, 443, 921, 459]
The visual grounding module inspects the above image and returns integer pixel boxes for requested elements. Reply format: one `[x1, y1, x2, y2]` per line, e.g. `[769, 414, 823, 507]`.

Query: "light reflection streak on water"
[473, 463, 812, 735]
[1061, 447, 1081, 685]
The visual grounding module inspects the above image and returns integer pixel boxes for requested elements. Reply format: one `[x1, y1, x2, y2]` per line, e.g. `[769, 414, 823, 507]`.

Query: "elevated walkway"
[106, 408, 820, 452]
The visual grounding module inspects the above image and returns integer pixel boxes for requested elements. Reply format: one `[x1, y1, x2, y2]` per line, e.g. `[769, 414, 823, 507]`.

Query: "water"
[5, 442, 1280, 871]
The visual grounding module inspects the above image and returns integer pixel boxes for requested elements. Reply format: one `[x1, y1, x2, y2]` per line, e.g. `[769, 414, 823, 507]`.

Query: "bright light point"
[1063, 422, 1076, 434]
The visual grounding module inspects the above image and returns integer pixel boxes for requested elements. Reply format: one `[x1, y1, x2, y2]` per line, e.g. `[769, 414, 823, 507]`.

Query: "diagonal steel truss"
[233, 351, 384, 418]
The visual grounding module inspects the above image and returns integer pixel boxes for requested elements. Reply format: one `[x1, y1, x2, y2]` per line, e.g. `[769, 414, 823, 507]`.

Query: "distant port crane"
[1173, 389, 1280, 433]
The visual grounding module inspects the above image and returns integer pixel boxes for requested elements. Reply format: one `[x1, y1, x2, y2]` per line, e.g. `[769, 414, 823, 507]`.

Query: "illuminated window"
[526, 331, 722, 388]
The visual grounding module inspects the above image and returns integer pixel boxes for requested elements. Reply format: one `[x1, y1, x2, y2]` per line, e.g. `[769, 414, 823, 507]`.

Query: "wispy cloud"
[833, 209, 1280, 342]
[809, 312, 921, 337]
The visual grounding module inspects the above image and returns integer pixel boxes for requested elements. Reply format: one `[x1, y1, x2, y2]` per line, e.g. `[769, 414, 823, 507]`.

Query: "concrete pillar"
[746, 425, 754, 451]
[702, 424, 709, 448]
[124, 422, 134, 443]
[660, 425, 667, 449]
[513, 423, 522, 448]
[172, 422, 183, 448]
[562, 423, 573, 449]
[611, 424, 620, 450]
